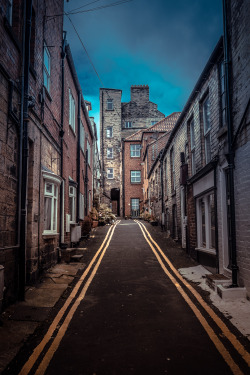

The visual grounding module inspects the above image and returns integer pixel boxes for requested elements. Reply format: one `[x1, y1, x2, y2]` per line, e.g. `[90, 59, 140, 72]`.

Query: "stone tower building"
[100, 85, 165, 215]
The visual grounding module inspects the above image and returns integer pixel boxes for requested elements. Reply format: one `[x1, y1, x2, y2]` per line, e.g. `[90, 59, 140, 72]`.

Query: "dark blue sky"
[64, 0, 223, 138]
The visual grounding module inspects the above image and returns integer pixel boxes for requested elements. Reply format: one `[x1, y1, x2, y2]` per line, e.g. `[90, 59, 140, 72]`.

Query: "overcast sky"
[64, 0, 223, 138]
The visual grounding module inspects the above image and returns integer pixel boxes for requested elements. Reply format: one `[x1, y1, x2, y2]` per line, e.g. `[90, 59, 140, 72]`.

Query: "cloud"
[64, 0, 223, 141]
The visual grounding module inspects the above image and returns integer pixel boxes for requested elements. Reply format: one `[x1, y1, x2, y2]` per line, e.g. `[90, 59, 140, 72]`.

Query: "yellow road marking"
[19, 222, 119, 375]
[136, 220, 244, 375]
[136, 220, 250, 368]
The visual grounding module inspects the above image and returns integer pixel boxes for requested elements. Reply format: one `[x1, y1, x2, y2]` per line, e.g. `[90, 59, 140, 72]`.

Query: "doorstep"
[217, 285, 247, 301]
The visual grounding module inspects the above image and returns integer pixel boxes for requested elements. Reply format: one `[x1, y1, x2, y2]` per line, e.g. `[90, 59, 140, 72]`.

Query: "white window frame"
[125, 121, 132, 128]
[80, 121, 85, 152]
[42, 171, 62, 236]
[170, 147, 175, 191]
[43, 44, 51, 92]
[79, 193, 84, 220]
[190, 119, 196, 175]
[130, 144, 140, 157]
[107, 98, 113, 110]
[131, 170, 141, 183]
[69, 89, 76, 132]
[196, 192, 216, 254]
[106, 126, 113, 138]
[87, 140, 91, 165]
[107, 168, 114, 179]
[203, 96, 211, 164]
[107, 147, 113, 159]
[69, 185, 76, 223]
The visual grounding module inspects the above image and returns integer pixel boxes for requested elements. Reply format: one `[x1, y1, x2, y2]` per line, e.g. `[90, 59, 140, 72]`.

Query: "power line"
[65, 15, 122, 120]
[46, 0, 133, 20]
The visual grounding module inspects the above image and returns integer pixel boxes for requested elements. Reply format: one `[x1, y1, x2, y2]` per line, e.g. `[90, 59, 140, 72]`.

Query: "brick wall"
[124, 141, 143, 217]
[228, 0, 250, 294]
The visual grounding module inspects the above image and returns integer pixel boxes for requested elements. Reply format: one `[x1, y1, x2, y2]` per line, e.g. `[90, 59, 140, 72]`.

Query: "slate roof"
[125, 112, 181, 142]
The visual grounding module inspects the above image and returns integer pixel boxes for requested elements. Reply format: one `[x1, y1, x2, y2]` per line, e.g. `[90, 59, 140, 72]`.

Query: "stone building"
[99, 85, 165, 215]
[0, 0, 97, 309]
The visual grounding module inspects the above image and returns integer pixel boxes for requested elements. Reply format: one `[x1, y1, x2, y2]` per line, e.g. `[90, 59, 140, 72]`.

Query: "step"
[217, 285, 247, 301]
[70, 254, 83, 262]
[206, 274, 230, 290]
[61, 248, 76, 263]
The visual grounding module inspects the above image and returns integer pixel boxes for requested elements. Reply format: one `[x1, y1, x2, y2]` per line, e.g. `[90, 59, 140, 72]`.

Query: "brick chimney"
[130, 85, 149, 104]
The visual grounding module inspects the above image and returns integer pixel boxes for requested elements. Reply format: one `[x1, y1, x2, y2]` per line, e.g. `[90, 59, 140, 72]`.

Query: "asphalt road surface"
[10, 221, 250, 374]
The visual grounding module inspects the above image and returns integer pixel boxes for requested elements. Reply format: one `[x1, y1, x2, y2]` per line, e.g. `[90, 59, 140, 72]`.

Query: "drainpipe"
[59, 31, 66, 246]
[160, 151, 165, 230]
[222, 0, 237, 287]
[122, 138, 125, 217]
[85, 149, 89, 216]
[77, 90, 81, 221]
[101, 91, 105, 192]
[17, 0, 27, 248]
[19, 0, 33, 300]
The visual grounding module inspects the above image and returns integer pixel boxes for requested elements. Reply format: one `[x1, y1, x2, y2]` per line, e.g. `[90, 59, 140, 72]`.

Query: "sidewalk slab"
[179, 265, 250, 340]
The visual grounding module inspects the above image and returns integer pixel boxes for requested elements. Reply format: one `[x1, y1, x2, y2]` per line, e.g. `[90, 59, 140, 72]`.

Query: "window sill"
[195, 247, 216, 256]
[42, 233, 59, 239]
[217, 125, 227, 139]
[69, 125, 76, 137]
[44, 86, 52, 102]
[130, 182, 142, 185]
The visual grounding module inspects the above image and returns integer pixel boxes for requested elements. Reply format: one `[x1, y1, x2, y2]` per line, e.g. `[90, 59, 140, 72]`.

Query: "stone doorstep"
[217, 285, 247, 301]
[70, 254, 83, 262]
[60, 248, 76, 263]
[206, 274, 231, 290]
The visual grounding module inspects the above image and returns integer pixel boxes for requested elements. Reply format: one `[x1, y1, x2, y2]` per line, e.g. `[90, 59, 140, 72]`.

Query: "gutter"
[222, 0, 238, 287]
[59, 31, 66, 246]
[19, 0, 33, 300]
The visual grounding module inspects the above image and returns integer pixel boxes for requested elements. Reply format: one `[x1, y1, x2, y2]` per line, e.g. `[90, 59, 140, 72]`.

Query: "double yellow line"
[135, 220, 250, 375]
[19, 220, 120, 375]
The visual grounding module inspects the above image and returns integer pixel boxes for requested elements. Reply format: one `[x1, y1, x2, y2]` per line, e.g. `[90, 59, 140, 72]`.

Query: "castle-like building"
[100, 85, 165, 215]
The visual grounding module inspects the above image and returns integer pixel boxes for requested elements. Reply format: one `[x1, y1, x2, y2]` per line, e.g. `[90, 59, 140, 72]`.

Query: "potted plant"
[90, 207, 99, 228]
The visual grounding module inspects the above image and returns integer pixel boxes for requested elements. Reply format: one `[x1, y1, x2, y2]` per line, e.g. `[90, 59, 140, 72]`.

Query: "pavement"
[0, 219, 249, 373]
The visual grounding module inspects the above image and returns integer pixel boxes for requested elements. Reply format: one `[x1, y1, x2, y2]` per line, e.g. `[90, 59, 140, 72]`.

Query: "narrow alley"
[3, 221, 250, 375]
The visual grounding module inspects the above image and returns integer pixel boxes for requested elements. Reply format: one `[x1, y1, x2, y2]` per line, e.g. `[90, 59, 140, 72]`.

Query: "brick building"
[223, 0, 250, 294]
[0, 0, 97, 309]
[122, 113, 180, 218]
[99, 85, 165, 215]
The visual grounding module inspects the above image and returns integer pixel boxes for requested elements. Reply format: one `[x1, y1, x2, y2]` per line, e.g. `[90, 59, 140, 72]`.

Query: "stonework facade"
[100, 85, 165, 215]
[0, 0, 97, 309]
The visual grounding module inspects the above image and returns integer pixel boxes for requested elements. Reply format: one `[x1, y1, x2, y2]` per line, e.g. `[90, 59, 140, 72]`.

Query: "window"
[151, 121, 157, 126]
[130, 144, 140, 157]
[69, 185, 76, 223]
[107, 168, 114, 179]
[107, 98, 113, 110]
[170, 147, 175, 192]
[152, 143, 157, 160]
[196, 193, 216, 252]
[87, 140, 91, 165]
[125, 121, 132, 128]
[44, 182, 58, 234]
[79, 193, 84, 220]
[107, 147, 113, 158]
[43, 44, 51, 92]
[190, 119, 196, 175]
[80, 121, 85, 152]
[203, 96, 211, 163]
[131, 198, 140, 217]
[131, 170, 141, 183]
[69, 89, 76, 132]
[219, 61, 227, 128]
[106, 126, 113, 138]
[6, 0, 13, 25]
